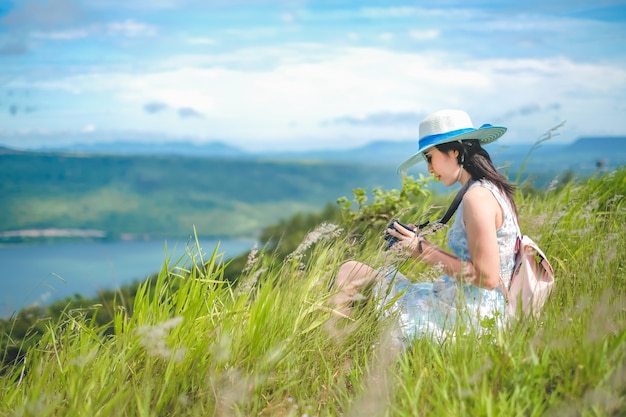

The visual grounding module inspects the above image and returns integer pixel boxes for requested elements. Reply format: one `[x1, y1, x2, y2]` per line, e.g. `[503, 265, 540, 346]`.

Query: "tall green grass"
[1, 168, 625, 416]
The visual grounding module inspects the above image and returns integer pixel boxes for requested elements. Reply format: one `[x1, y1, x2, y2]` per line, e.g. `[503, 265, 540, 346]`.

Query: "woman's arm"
[460, 186, 503, 289]
[390, 186, 503, 289]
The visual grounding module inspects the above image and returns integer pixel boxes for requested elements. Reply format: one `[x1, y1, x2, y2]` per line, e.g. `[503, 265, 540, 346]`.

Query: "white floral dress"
[376, 180, 518, 343]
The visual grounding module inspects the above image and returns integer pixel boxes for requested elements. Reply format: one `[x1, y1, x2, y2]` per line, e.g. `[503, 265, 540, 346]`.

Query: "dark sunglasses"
[423, 152, 432, 163]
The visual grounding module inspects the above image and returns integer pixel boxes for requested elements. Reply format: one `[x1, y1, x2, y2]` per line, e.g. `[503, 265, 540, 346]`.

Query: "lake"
[0, 238, 255, 318]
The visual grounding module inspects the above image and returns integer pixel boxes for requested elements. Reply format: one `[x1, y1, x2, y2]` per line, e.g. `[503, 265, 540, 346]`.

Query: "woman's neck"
[458, 169, 472, 185]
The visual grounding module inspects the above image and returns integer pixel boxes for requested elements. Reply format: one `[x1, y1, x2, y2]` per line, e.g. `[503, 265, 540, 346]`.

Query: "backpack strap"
[497, 194, 521, 301]
[498, 275, 511, 302]
[502, 204, 523, 298]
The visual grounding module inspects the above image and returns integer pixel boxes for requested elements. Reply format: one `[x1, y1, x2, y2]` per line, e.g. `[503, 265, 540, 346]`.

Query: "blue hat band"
[418, 127, 475, 150]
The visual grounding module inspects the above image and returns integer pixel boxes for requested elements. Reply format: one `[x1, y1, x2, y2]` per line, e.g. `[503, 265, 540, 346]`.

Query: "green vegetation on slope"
[1, 166, 625, 416]
[0, 151, 401, 240]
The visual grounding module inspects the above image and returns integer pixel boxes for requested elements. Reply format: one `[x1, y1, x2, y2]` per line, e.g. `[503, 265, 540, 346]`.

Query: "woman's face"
[423, 148, 461, 186]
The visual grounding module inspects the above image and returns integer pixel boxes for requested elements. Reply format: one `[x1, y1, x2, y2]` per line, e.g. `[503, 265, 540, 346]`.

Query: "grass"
[1, 168, 625, 416]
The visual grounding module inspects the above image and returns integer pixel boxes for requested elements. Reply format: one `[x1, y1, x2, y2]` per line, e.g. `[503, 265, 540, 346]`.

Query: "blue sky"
[0, 0, 625, 151]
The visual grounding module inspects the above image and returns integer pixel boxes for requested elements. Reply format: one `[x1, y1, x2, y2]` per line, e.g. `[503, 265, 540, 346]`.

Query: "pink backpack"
[501, 230, 555, 319]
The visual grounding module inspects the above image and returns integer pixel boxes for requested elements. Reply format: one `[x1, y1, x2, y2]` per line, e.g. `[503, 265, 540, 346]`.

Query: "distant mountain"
[6, 135, 626, 173]
[262, 141, 581, 171]
[260, 140, 418, 165]
[566, 137, 626, 153]
[539, 137, 623, 169]
[34, 140, 247, 157]
[0, 145, 28, 155]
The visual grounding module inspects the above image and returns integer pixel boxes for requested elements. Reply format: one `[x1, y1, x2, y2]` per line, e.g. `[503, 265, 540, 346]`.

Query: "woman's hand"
[386, 221, 427, 258]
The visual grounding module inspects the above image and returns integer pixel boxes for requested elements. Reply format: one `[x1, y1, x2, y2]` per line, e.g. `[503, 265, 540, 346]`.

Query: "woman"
[333, 109, 519, 342]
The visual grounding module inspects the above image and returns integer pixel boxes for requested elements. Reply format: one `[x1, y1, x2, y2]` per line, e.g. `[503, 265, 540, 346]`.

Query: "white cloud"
[409, 29, 440, 41]
[186, 37, 217, 45]
[2, 0, 625, 151]
[92, 0, 165, 8]
[360, 5, 477, 20]
[281, 12, 296, 23]
[104, 20, 157, 37]
[14, 43, 621, 149]
[360, 7, 420, 18]
[31, 29, 89, 40]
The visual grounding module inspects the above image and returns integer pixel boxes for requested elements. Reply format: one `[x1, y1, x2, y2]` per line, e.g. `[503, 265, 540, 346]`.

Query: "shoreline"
[0, 228, 251, 247]
[0, 228, 108, 239]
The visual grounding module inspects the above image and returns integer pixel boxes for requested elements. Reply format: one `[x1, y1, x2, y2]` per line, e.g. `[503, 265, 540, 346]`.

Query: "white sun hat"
[397, 109, 507, 174]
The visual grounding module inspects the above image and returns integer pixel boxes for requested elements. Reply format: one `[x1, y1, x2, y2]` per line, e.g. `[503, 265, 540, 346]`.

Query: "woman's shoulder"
[466, 179, 516, 221]
[464, 179, 511, 215]
[464, 182, 499, 210]
[471, 178, 498, 191]
[468, 179, 508, 201]
[466, 179, 498, 198]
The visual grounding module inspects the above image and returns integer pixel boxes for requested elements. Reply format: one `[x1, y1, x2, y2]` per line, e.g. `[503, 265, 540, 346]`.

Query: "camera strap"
[417, 179, 475, 229]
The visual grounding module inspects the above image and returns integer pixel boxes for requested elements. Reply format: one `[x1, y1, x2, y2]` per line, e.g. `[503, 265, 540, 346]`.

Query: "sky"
[0, 0, 625, 152]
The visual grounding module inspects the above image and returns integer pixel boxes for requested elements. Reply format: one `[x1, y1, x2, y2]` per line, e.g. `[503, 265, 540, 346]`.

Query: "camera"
[383, 219, 415, 250]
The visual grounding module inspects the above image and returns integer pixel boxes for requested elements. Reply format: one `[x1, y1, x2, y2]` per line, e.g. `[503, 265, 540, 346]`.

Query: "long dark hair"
[436, 139, 518, 217]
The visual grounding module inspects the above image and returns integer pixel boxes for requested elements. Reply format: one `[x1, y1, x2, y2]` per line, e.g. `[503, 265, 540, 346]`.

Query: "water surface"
[0, 238, 254, 317]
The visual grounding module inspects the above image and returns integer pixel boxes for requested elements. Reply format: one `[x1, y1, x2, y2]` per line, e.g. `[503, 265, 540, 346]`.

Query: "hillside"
[2, 136, 625, 243]
[1, 168, 625, 416]
[0, 150, 401, 241]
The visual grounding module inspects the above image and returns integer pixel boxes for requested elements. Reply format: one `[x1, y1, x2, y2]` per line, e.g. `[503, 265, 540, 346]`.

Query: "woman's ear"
[453, 149, 464, 164]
